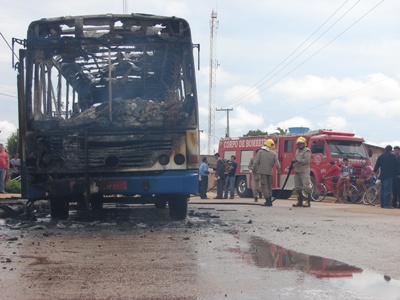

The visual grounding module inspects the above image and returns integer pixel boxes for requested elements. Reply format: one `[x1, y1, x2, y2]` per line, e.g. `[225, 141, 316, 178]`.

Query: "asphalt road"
[0, 193, 400, 299]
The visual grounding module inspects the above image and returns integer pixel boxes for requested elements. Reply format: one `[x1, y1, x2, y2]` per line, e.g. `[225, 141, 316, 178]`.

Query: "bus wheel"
[236, 176, 251, 198]
[50, 198, 69, 219]
[90, 193, 104, 210]
[169, 195, 188, 220]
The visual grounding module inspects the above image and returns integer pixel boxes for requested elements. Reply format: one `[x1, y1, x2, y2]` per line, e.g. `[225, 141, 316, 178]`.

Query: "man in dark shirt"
[392, 146, 400, 208]
[214, 153, 226, 199]
[373, 145, 398, 208]
[224, 155, 237, 199]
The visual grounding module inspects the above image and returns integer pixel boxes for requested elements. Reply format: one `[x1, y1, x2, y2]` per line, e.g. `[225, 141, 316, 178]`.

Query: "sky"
[0, 0, 399, 155]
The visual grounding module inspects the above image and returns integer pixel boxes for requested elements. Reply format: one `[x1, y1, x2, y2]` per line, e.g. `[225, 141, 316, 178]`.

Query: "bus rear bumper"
[93, 170, 199, 195]
[26, 170, 199, 201]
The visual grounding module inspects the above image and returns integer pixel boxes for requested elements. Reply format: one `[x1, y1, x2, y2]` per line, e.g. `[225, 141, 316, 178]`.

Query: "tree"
[242, 129, 268, 137]
[6, 131, 18, 156]
[276, 127, 288, 135]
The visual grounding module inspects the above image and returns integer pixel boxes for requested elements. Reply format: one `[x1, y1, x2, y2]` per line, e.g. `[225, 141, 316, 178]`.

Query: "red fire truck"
[217, 129, 371, 198]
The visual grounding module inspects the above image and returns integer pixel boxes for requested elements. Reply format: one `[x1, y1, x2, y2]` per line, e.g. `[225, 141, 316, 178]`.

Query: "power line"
[0, 32, 19, 63]
[224, 0, 353, 107]
[0, 92, 17, 99]
[274, 71, 400, 125]
[232, 0, 386, 108]
[227, 69, 399, 133]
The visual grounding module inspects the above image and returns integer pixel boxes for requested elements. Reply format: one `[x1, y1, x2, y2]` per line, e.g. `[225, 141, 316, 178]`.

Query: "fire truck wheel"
[236, 176, 252, 198]
[169, 195, 188, 220]
[50, 198, 69, 219]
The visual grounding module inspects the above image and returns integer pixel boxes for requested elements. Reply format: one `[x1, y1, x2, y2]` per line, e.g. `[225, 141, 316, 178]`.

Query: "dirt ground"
[0, 194, 400, 299]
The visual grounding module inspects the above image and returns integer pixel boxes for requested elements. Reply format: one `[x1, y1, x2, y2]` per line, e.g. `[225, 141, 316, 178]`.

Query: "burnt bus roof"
[24, 14, 195, 108]
[28, 13, 191, 37]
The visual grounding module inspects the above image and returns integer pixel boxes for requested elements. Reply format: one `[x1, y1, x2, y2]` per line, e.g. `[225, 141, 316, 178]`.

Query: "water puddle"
[231, 235, 400, 299]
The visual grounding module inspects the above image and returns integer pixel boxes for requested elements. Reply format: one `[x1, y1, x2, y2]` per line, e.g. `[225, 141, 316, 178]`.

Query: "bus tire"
[90, 193, 104, 210]
[50, 198, 69, 219]
[169, 195, 188, 220]
[155, 199, 167, 209]
[236, 176, 252, 198]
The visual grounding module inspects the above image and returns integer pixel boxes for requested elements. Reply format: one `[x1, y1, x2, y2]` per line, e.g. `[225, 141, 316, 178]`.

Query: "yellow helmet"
[296, 136, 307, 145]
[264, 139, 275, 148]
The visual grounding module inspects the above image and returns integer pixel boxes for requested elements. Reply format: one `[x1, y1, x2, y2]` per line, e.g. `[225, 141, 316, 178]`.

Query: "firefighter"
[292, 136, 312, 207]
[253, 139, 280, 206]
[248, 149, 262, 202]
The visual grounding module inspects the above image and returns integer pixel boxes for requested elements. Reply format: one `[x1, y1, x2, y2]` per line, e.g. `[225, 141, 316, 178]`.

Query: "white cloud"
[265, 117, 313, 134]
[0, 121, 17, 146]
[2, 0, 400, 149]
[270, 74, 399, 101]
[223, 85, 261, 106]
[199, 131, 219, 155]
[316, 116, 348, 131]
[223, 106, 264, 136]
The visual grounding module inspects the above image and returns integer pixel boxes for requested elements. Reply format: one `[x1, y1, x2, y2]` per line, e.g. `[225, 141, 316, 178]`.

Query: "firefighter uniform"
[248, 153, 262, 202]
[293, 137, 312, 207]
[253, 139, 280, 206]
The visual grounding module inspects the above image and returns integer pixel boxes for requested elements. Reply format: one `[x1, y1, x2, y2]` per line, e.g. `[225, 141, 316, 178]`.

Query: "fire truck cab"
[217, 129, 370, 198]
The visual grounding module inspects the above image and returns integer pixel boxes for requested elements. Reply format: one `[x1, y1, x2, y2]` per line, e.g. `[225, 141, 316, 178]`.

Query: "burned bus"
[14, 14, 199, 219]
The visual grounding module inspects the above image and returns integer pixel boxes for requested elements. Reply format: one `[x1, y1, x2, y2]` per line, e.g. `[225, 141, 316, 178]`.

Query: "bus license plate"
[99, 181, 127, 191]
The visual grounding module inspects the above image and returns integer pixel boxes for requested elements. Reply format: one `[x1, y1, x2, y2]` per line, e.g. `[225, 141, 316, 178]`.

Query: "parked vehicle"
[217, 129, 371, 198]
[14, 14, 200, 219]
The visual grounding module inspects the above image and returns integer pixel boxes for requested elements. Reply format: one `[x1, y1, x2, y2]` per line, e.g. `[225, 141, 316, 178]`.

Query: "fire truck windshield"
[327, 141, 368, 159]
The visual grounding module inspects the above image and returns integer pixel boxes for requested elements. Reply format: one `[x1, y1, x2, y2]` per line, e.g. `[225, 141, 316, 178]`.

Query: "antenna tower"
[123, 0, 128, 13]
[208, 9, 218, 154]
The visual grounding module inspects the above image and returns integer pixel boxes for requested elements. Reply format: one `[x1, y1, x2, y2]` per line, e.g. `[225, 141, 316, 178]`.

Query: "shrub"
[5, 180, 21, 194]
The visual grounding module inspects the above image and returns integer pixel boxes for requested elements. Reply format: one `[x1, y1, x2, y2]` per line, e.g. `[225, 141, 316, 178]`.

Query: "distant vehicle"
[14, 14, 200, 219]
[217, 129, 371, 198]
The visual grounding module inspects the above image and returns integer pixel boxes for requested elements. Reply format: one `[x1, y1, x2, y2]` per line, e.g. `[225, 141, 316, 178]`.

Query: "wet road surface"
[1, 198, 400, 299]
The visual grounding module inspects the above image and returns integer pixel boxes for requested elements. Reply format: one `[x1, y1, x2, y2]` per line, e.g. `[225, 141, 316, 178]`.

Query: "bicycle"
[311, 175, 358, 203]
[10, 175, 21, 182]
[311, 176, 336, 202]
[362, 179, 381, 206]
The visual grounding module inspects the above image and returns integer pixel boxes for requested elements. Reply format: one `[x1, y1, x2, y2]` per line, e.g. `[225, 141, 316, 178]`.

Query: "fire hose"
[272, 160, 295, 202]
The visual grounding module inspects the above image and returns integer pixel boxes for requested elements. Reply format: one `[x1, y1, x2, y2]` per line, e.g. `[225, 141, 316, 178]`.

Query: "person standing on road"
[253, 139, 280, 207]
[224, 155, 237, 199]
[391, 146, 400, 208]
[0, 144, 9, 193]
[214, 153, 225, 199]
[248, 149, 262, 202]
[10, 153, 20, 180]
[373, 145, 397, 209]
[199, 157, 210, 199]
[292, 137, 312, 207]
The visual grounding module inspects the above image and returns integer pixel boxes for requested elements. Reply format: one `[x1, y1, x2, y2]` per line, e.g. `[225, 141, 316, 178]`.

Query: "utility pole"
[216, 108, 233, 138]
[123, 0, 128, 13]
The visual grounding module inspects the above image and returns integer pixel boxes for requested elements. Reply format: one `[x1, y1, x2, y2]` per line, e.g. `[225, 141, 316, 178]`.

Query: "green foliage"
[243, 129, 268, 137]
[5, 180, 21, 194]
[6, 131, 18, 156]
[275, 127, 288, 135]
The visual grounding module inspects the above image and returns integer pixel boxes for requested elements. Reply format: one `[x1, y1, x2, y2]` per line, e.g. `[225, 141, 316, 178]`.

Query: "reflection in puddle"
[248, 236, 362, 279]
[230, 235, 400, 299]
[229, 235, 400, 299]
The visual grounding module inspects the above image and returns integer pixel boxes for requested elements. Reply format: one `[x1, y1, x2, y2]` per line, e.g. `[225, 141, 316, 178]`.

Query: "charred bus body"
[15, 14, 199, 219]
